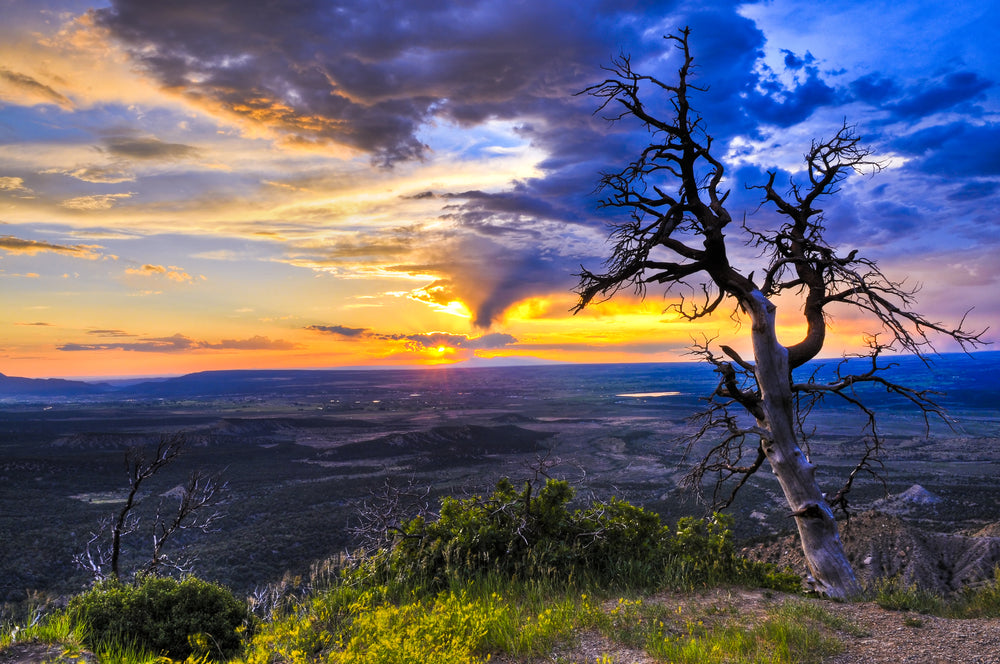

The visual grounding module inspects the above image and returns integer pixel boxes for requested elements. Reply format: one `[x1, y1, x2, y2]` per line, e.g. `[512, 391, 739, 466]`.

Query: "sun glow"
[435, 301, 473, 319]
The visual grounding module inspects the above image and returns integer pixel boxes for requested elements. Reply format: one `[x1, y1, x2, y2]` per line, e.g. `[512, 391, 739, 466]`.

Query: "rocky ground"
[747, 498, 1000, 595]
[545, 589, 1000, 664]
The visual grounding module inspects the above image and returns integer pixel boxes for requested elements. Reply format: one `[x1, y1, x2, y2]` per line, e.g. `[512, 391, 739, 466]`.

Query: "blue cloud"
[887, 71, 993, 119]
[895, 122, 1000, 176]
[744, 66, 838, 127]
[781, 49, 816, 70]
[948, 182, 999, 201]
[849, 73, 902, 105]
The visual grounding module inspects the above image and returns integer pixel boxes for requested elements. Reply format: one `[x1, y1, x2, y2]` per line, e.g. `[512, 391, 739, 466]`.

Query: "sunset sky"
[1, 0, 997, 379]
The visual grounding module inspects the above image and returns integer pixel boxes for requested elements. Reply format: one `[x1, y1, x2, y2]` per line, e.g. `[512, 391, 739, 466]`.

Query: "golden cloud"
[0, 176, 32, 192]
[61, 192, 135, 210]
[0, 235, 103, 259]
[124, 263, 195, 283]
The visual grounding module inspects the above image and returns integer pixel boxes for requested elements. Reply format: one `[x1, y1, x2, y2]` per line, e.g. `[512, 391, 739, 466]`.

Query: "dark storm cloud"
[94, 0, 654, 165]
[673, 8, 767, 137]
[441, 189, 578, 238]
[386, 231, 579, 329]
[91, 0, 797, 169]
[847, 70, 993, 122]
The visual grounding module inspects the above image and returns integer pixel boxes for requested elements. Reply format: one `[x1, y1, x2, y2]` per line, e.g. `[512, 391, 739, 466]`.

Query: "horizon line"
[6, 348, 996, 383]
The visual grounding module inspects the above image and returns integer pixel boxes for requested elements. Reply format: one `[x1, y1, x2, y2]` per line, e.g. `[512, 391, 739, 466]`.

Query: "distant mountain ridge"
[2, 351, 998, 402]
[0, 372, 111, 398]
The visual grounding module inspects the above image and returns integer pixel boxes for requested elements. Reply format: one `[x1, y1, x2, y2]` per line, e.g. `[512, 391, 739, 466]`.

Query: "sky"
[1, 0, 997, 379]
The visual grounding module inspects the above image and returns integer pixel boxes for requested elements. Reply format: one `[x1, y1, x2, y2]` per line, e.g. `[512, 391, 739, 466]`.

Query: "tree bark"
[744, 289, 861, 599]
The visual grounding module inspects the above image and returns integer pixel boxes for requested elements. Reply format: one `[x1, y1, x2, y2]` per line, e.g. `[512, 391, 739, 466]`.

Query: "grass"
[1, 611, 209, 664]
[239, 578, 591, 664]
[578, 594, 850, 664]
[873, 566, 1000, 618]
[12, 570, 1000, 664]
[1, 612, 80, 648]
[235, 581, 851, 664]
[2, 551, 841, 664]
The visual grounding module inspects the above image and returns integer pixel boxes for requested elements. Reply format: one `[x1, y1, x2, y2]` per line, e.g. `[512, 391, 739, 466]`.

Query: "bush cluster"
[379, 478, 798, 592]
[67, 576, 253, 660]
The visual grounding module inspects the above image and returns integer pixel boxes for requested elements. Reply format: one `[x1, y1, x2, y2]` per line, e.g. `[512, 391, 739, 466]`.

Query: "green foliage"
[378, 479, 799, 593]
[872, 577, 946, 615]
[238, 585, 582, 664]
[874, 567, 1000, 619]
[67, 576, 254, 660]
[1, 612, 81, 650]
[387, 478, 585, 585]
[957, 568, 1000, 618]
[237, 477, 803, 664]
[666, 514, 801, 592]
[21, 482, 808, 664]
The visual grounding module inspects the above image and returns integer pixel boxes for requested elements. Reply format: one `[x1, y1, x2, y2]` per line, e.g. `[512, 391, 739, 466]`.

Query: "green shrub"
[665, 513, 800, 591]
[874, 567, 1000, 619]
[377, 478, 799, 593]
[384, 479, 667, 588]
[872, 577, 946, 615]
[67, 576, 253, 660]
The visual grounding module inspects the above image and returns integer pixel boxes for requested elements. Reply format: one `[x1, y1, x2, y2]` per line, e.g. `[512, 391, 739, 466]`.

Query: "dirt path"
[547, 589, 1000, 664]
[823, 601, 1000, 664]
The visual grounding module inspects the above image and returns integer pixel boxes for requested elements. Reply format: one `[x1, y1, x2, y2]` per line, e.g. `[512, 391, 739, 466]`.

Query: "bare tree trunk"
[745, 291, 861, 599]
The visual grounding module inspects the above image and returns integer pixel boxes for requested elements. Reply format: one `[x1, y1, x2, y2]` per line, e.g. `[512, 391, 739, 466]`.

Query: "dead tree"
[75, 434, 226, 582]
[574, 29, 985, 598]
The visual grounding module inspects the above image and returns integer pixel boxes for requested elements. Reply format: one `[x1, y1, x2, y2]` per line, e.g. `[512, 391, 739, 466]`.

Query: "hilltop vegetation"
[9, 479, 1000, 663]
[1, 481, 823, 664]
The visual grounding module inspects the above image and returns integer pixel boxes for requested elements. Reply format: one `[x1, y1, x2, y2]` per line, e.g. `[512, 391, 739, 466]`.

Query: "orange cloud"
[124, 264, 195, 283]
[61, 192, 135, 210]
[0, 235, 103, 259]
[0, 176, 33, 193]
